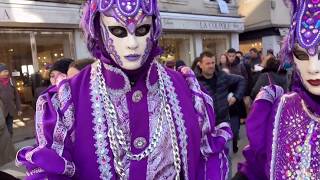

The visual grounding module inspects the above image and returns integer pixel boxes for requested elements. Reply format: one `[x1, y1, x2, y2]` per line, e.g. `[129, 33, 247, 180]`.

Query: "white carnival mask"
[293, 44, 320, 96]
[100, 14, 153, 70]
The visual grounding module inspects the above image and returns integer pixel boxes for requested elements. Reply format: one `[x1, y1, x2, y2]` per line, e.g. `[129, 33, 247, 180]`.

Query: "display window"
[0, 30, 74, 140]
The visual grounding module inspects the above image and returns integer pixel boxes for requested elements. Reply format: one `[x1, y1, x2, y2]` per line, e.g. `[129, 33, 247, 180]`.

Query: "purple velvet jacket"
[16, 61, 232, 180]
[238, 83, 320, 179]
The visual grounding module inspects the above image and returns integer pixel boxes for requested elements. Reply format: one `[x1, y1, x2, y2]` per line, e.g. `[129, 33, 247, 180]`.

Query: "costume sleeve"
[16, 81, 76, 180]
[179, 67, 232, 180]
[237, 85, 284, 180]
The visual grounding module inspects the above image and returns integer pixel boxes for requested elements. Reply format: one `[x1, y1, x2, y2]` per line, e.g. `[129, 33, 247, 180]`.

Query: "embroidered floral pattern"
[24, 95, 48, 164]
[52, 83, 75, 156]
[255, 85, 284, 103]
[26, 168, 44, 176]
[146, 63, 176, 179]
[51, 104, 75, 156]
[58, 83, 72, 108]
[157, 62, 189, 180]
[103, 63, 131, 177]
[63, 159, 76, 177]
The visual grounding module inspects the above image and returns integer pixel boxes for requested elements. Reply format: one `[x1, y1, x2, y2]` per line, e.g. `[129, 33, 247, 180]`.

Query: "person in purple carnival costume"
[234, 0, 320, 179]
[15, 0, 232, 179]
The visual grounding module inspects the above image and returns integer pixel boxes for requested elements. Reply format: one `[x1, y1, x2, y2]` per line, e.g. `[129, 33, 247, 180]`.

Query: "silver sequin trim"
[90, 61, 113, 180]
[25, 95, 48, 164]
[52, 83, 75, 156]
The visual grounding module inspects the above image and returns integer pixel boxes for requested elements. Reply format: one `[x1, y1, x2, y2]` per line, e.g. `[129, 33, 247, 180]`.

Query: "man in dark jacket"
[197, 51, 246, 128]
[227, 48, 250, 153]
[197, 51, 246, 176]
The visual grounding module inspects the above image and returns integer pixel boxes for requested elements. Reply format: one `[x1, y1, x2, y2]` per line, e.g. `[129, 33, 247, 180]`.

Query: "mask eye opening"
[108, 26, 128, 38]
[135, 24, 151, 37]
[293, 44, 310, 61]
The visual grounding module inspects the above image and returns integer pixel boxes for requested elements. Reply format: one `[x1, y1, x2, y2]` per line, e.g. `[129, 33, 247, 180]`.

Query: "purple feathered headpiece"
[80, 0, 162, 62]
[281, 0, 320, 64]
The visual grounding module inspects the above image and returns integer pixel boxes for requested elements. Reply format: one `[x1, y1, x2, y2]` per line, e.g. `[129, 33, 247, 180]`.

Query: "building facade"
[0, 0, 244, 110]
[238, 0, 291, 55]
[158, 0, 244, 66]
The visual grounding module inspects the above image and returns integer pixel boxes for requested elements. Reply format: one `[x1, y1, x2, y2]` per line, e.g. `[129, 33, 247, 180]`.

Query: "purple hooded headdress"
[281, 0, 320, 64]
[80, 0, 162, 66]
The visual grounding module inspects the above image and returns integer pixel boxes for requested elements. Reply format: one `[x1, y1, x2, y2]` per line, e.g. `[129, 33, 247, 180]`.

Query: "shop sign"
[0, 8, 10, 21]
[199, 21, 243, 31]
[162, 18, 244, 32]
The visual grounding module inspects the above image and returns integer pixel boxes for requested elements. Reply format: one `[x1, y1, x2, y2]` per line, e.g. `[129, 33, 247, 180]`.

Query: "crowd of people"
[183, 47, 289, 155]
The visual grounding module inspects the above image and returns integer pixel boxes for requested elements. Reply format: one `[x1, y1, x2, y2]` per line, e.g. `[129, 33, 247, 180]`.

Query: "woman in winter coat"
[0, 64, 21, 136]
[250, 56, 288, 100]
[0, 97, 17, 179]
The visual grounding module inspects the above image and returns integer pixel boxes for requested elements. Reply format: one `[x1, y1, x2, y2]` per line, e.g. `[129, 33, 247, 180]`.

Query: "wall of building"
[0, 0, 80, 28]
[238, 0, 291, 31]
[270, 0, 291, 26]
[238, 0, 271, 31]
[159, 0, 238, 17]
[74, 30, 91, 59]
[262, 35, 281, 55]
[34, 0, 240, 17]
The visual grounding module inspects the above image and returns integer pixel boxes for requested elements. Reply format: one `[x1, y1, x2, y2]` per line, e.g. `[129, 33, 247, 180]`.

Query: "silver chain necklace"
[95, 61, 181, 179]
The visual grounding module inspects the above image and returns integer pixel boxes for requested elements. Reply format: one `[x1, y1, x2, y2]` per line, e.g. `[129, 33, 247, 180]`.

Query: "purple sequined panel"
[296, 0, 320, 55]
[271, 93, 320, 179]
[117, 0, 140, 16]
[99, 0, 114, 11]
[141, 0, 153, 15]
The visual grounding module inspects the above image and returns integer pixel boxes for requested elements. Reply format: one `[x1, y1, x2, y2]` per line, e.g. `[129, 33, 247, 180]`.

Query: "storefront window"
[35, 33, 73, 77]
[239, 39, 262, 54]
[203, 34, 229, 58]
[159, 34, 193, 66]
[0, 30, 74, 141]
[0, 32, 33, 103]
[0, 32, 34, 139]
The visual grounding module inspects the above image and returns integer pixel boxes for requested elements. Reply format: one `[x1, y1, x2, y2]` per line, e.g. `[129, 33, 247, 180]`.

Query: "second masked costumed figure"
[235, 0, 320, 179]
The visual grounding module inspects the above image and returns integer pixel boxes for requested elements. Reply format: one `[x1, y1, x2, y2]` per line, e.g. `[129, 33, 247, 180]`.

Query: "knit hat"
[0, 64, 8, 73]
[49, 58, 74, 75]
[175, 60, 186, 69]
